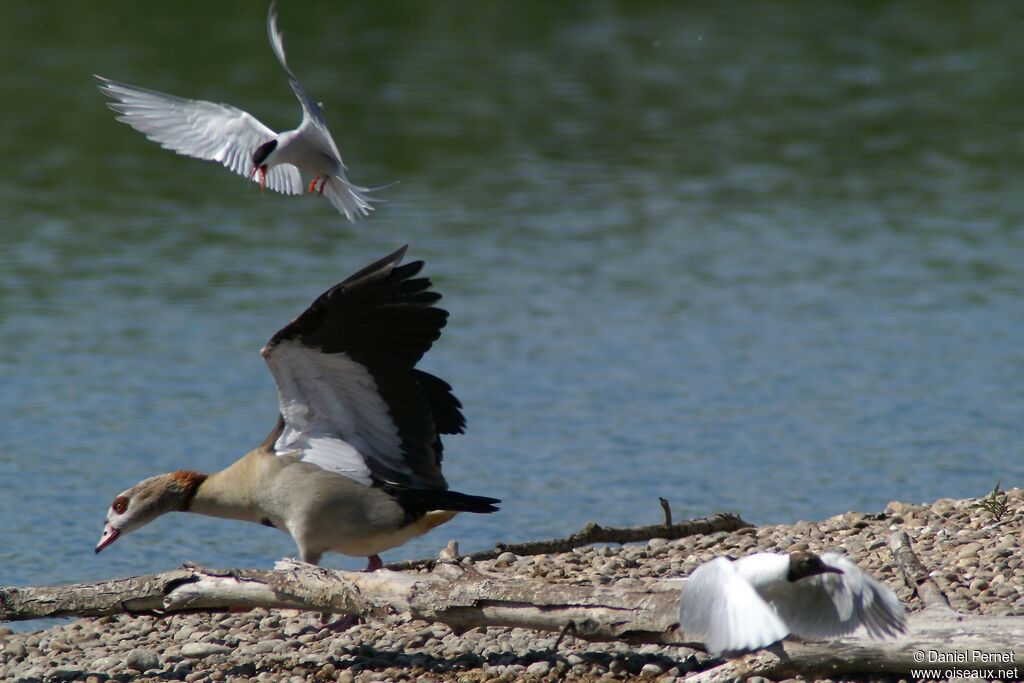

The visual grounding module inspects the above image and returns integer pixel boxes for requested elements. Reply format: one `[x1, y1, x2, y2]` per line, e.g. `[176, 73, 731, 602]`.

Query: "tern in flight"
[96, 1, 374, 221]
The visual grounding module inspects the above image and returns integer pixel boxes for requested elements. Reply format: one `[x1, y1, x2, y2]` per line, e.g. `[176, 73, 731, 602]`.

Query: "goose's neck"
[185, 451, 266, 523]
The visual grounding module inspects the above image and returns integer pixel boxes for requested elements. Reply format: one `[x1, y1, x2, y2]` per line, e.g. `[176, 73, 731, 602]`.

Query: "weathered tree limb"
[386, 511, 751, 571]
[889, 529, 955, 612]
[4, 520, 1022, 680]
[659, 497, 673, 525]
[3, 542, 1024, 680]
[0, 566, 309, 622]
[0, 559, 683, 645]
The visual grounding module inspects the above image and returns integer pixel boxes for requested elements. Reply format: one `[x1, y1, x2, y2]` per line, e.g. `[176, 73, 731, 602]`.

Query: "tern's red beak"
[95, 522, 121, 554]
[250, 165, 268, 193]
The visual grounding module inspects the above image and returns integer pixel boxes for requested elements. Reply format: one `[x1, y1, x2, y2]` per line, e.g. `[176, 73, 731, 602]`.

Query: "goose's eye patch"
[112, 496, 128, 515]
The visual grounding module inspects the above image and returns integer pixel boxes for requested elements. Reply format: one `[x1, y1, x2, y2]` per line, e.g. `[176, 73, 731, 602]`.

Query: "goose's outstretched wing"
[261, 246, 461, 489]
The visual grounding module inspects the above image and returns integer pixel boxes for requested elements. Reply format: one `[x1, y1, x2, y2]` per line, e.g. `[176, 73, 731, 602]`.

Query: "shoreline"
[2, 490, 1021, 682]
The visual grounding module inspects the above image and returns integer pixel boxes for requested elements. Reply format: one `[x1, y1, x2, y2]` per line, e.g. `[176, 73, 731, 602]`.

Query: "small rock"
[958, 542, 982, 559]
[996, 584, 1018, 598]
[90, 656, 119, 672]
[494, 551, 518, 567]
[526, 661, 551, 676]
[180, 642, 232, 658]
[641, 662, 665, 676]
[282, 622, 305, 637]
[4, 640, 27, 658]
[255, 639, 282, 653]
[47, 667, 85, 682]
[126, 648, 161, 671]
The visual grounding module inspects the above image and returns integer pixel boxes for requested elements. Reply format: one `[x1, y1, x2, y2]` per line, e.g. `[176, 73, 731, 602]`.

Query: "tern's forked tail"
[323, 174, 375, 222]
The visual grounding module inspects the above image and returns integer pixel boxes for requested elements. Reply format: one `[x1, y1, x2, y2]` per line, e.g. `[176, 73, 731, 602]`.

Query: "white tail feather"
[323, 175, 375, 222]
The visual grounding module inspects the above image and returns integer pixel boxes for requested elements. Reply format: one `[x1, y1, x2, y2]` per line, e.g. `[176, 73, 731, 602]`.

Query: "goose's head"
[95, 471, 205, 553]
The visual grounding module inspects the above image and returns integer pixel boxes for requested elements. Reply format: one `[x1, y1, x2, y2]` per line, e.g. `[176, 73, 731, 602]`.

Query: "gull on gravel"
[677, 551, 907, 656]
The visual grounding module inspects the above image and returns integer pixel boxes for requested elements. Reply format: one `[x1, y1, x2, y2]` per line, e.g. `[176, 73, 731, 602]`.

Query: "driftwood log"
[2, 515, 1021, 680]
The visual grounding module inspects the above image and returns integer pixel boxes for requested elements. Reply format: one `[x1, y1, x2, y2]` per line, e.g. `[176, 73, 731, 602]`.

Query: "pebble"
[46, 667, 84, 681]
[3, 491, 1022, 682]
[90, 656, 118, 672]
[641, 662, 664, 676]
[180, 642, 233, 658]
[958, 542, 982, 559]
[126, 648, 161, 671]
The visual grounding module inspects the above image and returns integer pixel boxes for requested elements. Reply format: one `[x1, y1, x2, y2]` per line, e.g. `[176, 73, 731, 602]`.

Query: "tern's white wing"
[96, 75, 303, 196]
[679, 557, 789, 656]
[769, 554, 908, 640]
[265, 2, 342, 163]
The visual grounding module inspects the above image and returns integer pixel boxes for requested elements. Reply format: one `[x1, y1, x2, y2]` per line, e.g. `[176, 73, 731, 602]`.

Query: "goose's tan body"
[190, 446, 454, 564]
[95, 247, 498, 568]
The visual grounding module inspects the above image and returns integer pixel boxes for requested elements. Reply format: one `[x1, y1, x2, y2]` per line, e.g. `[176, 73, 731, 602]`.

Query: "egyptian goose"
[96, 246, 499, 570]
[678, 551, 907, 656]
[96, 2, 374, 221]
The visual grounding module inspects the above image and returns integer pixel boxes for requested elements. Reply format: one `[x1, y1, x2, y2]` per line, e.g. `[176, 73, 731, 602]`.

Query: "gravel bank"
[2, 490, 1021, 682]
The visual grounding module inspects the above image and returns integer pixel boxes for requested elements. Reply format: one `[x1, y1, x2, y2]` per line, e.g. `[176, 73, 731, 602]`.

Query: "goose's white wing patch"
[679, 558, 788, 656]
[266, 340, 411, 485]
[96, 76, 303, 196]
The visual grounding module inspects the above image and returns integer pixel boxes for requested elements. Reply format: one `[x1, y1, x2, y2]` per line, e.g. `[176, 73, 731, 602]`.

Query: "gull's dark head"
[787, 551, 844, 582]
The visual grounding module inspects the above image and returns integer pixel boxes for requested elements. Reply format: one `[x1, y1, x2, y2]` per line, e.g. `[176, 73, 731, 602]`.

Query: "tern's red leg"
[365, 554, 384, 572]
[307, 176, 327, 194]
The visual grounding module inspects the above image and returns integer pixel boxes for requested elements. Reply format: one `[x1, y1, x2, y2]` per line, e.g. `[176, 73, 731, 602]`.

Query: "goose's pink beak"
[95, 522, 121, 554]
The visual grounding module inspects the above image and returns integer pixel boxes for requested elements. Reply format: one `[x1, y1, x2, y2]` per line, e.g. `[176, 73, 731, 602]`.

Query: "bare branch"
[659, 497, 672, 526]
[386, 511, 750, 571]
[3, 544, 1024, 680]
[888, 530, 954, 612]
